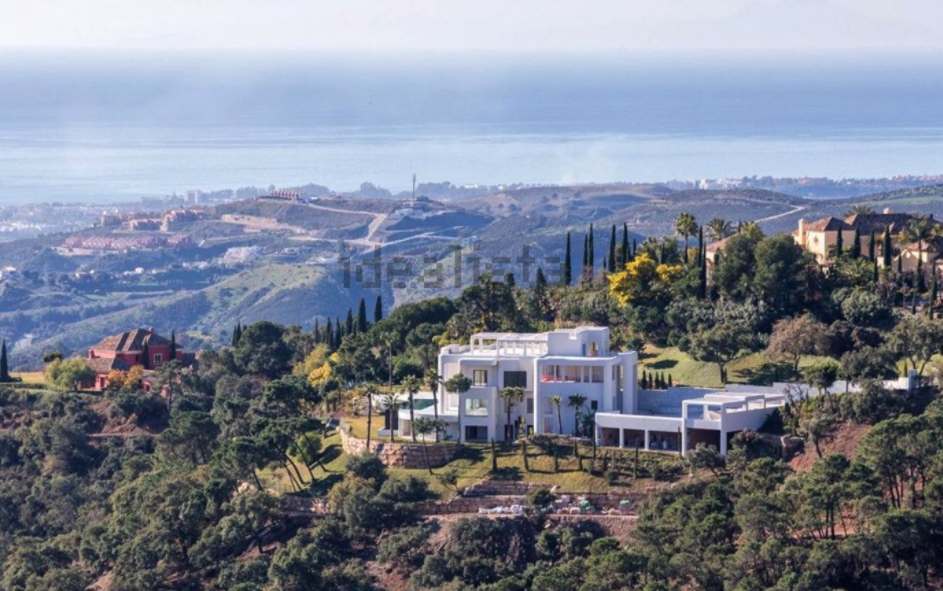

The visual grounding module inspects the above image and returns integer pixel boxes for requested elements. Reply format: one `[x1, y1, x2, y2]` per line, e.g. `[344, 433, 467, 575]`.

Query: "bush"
[526, 487, 555, 510]
[840, 381, 907, 425]
[377, 524, 433, 570]
[345, 452, 387, 486]
[379, 476, 433, 503]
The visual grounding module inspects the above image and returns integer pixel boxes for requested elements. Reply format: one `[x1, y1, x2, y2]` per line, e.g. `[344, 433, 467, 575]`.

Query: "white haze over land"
[0, 0, 941, 54]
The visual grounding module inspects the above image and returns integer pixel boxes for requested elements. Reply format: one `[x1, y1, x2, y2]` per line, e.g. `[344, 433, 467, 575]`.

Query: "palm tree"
[567, 393, 587, 436]
[402, 375, 422, 442]
[380, 393, 400, 443]
[444, 373, 472, 442]
[550, 395, 563, 435]
[739, 221, 764, 242]
[413, 417, 436, 474]
[675, 212, 699, 264]
[501, 386, 524, 442]
[706, 217, 733, 242]
[425, 370, 442, 442]
[899, 214, 940, 306]
[844, 204, 875, 218]
[364, 383, 379, 451]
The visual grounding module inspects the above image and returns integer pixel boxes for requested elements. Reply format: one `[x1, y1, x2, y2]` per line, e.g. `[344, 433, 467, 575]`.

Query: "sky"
[1, 0, 942, 54]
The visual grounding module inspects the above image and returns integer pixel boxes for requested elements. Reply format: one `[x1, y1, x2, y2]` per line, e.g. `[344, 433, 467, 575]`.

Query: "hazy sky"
[1, 0, 941, 53]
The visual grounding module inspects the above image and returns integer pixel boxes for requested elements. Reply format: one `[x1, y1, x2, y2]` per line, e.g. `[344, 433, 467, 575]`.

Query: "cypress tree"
[374, 295, 383, 323]
[0, 340, 9, 383]
[582, 235, 588, 273]
[345, 308, 354, 336]
[587, 223, 594, 274]
[621, 223, 629, 268]
[897, 252, 903, 274]
[325, 318, 333, 348]
[631, 238, 637, 260]
[930, 272, 938, 319]
[313, 319, 320, 344]
[883, 227, 892, 269]
[660, 372, 666, 389]
[851, 227, 861, 258]
[169, 331, 177, 361]
[918, 257, 926, 292]
[231, 322, 242, 347]
[872, 259, 879, 283]
[868, 230, 876, 261]
[564, 232, 572, 286]
[141, 341, 150, 370]
[835, 227, 844, 257]
[334, 316, 342, 347]
[505, 272, 516, 288]
[608, 225, 616, 273]
[357, 297, 368, 333]
[668, 374, 673, 388]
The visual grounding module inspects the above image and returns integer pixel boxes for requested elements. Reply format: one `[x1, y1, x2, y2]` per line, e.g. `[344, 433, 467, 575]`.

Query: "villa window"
[590, 400, 598, 411]
[526, 398, 534, 414]
[153, 353, 163, 367]
[472, 369, 488, 386]
[465, 398, 489, 417]
[504, 371, 527, 388]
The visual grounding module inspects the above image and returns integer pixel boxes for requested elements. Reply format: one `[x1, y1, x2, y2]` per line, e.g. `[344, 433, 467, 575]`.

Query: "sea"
[1, 51, 943, 205]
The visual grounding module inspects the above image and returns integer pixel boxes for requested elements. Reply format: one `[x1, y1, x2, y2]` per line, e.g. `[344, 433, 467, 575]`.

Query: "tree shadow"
[490, 466, 523, 481]
[318, 444, 343, 469]
[735, 361, 795, 385]
[454, 446, 485, 463]
[308, 473, 343, 496]
[647, 359, 678, 370]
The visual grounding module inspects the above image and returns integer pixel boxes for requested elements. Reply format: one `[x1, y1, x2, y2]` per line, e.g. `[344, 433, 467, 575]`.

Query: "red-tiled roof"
[90, 329, 171, 353]
[844, 213, 936, 235]
[87, 357, 132, 374]
[804, 217, 853, 232]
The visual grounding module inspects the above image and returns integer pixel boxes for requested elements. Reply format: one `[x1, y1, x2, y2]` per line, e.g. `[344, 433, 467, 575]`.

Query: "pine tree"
[883, 227, 892, 269]
[357, 298, 369, 333]
[564, 231, 572, 286]
[621, 223, 629, 268]
[851, 227, 861, 258]
[607, 224, 616, 273]
[868, 230, 876, 261]
[374, 295, 383, 323]
[0, 340, 9, 383]
[169, 331, 177, 361]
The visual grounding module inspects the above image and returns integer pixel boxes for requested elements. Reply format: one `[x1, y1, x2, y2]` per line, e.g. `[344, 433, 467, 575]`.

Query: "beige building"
[794, 209, 942, 272]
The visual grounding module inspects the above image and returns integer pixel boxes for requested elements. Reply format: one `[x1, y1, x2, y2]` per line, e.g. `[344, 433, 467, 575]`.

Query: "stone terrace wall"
[339, 427, 461, 469]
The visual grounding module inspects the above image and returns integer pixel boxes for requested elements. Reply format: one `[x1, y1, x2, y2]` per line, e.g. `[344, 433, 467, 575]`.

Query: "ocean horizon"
[2, 52, 943, 204]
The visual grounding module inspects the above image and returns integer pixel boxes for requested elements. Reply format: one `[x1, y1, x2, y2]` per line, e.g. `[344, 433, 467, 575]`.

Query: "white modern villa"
[397, 326, 788, 456]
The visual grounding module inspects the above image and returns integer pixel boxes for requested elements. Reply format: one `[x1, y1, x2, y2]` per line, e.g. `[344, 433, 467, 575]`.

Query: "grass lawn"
[12, 372, 45, 385]
[640, 345, 836, 388]
[264, 424, 686, 499]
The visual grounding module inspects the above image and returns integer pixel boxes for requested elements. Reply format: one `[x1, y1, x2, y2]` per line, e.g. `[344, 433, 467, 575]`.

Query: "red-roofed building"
[87, 328, 188, 390]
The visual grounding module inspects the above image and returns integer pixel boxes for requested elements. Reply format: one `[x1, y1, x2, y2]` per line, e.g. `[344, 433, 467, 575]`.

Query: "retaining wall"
[339, 426, 462, 469]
